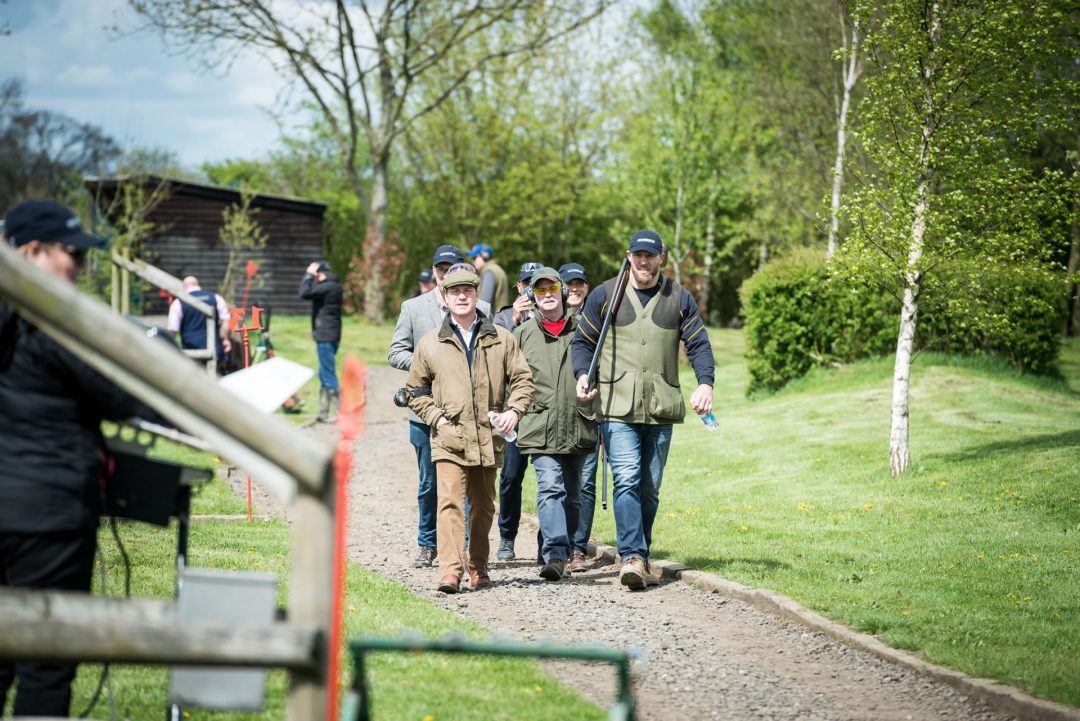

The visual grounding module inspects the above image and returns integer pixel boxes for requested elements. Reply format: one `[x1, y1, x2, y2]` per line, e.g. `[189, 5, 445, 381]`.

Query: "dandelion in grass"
[739, 525, 749, 532]
[937, 480, 947, 488]
[423, 715, 434, 721]
[798, 502, 814, 511]
[535, 686, 543, 693]
[863, 502, 874, 511]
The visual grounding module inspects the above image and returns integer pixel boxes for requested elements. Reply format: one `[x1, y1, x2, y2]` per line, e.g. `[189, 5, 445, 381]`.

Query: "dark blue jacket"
[179, 288, 224, 358]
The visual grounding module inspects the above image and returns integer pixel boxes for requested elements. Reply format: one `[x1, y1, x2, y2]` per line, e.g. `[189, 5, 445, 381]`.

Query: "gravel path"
[241, 365, 1016, 721]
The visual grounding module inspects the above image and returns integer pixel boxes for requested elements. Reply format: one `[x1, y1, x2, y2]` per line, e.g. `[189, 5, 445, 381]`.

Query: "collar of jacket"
[437, 310, 497, 343]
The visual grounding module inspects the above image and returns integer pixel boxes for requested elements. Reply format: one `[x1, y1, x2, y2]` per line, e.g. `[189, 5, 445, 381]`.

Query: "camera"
[393, 387, 409, 407]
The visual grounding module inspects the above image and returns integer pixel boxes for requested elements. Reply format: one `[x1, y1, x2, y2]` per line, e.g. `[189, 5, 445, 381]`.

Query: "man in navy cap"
[414, 268, 436, 298]
[300, 259, 343, 422]
[571, 230, 715, 591]
[1, 200, 160, 716]
[559, 262, 589, 317]
[389, 245, 491, 568]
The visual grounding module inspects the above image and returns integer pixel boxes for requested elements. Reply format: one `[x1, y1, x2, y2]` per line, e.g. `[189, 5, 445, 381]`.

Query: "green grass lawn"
[73, 440, 604, 719]
[532, 332, 1079, 707]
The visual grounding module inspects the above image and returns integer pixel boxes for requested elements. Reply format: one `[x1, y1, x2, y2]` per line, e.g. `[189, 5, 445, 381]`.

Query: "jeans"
[316, 341, 339, 390]
[533, 454, 584, 563]
[600, 421, 672, 562]
[410, 421, 468, 549]
[410, 421, 437, 549]
[571, 445, 600, 555]
[497, 440, 529, 541]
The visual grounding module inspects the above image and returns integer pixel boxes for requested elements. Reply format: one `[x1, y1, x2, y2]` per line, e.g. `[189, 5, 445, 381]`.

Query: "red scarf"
[541, 317, 567, 336]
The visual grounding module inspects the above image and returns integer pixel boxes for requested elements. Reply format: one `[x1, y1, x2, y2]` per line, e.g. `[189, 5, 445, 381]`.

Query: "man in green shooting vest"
[571, 230, 715, 591]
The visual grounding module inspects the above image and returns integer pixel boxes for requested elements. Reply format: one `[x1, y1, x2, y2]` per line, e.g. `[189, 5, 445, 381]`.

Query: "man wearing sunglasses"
[513, 267, 598, 581]
[389, 245, 492, 569]
[1, 199, 160, 716]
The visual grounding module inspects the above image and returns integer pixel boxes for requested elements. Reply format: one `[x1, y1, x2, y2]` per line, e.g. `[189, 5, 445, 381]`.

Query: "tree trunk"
[672, 179, 684, 285]
[827, 18, 860, 261]
[362, 153, 390, 323]
[890, 1, 939, 477]
[701, 171, 717, 322]
[1067, 197, 1080, 336]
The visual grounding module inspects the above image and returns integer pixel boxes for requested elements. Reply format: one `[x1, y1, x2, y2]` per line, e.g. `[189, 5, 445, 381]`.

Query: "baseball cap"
[529, 266, 561, 289]
[316, 260, 332, 273]
[518, 261, 543, 282]
[3, 199, 105, 250]
[441, 262, 481, 289]
[418, 269, 434, 283]
[628, 229, 663, 255]
[558, 263, 587, 284]
[466, 243, 494, 260]
[433, 244, 465, 266]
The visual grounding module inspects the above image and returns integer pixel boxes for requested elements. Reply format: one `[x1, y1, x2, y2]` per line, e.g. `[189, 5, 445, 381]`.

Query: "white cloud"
[55, 64, 117, 88]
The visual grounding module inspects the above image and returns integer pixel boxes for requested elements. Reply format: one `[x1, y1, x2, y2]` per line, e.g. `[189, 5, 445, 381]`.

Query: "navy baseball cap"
[418, 269, 434, 283]
[628, 229, 663, 255]
[316, 260, 332, 273]
[433, 244, 464, 266]
[3, 199, 105, 250]
[558, 263, 587, 283]
[518, 261, 543, 282]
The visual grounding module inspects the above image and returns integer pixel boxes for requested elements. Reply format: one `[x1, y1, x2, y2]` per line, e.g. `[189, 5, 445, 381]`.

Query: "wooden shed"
[86, 175, 327, 316]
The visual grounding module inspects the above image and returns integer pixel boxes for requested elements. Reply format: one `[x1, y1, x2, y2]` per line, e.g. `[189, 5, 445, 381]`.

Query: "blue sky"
[3, 0, 287, 168]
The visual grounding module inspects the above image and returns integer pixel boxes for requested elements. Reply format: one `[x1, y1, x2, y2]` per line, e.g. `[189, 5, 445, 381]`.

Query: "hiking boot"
[469, 566, 491, 589]
[412, 546, 436, 568]
[539, 559, 569, 582]
[496, 537, 515, 561]
[644, 561, 661, 587]
[568, 552, 590, 573]
[317, 387, 330, 423]
[437, 574, 460, 594]
[619, 557, 646, 591]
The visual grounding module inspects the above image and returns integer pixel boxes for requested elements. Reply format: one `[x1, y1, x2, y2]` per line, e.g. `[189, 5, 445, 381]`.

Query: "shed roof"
[85, 175, 327, 217]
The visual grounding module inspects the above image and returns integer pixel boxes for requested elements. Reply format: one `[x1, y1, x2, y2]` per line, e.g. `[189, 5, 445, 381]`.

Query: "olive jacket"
[513, 313, 598, 455]
[406, 313, 533, 468]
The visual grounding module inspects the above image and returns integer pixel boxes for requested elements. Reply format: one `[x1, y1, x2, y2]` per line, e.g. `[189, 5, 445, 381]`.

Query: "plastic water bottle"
[488, 410, 517, 442]
[699, 411, 719, 432]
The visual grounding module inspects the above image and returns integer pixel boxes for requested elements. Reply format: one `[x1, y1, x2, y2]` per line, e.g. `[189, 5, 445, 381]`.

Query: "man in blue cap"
[1, 200, 161, 716]
[466, 242, 510, 311]
[571, 230, 715, 590]
[389, 245, 491, 568]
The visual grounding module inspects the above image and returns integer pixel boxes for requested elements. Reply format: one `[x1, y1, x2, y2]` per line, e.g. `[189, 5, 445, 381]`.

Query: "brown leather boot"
[469, 566, 491, 589]
[568, 552, 590, 573]
[437, 574, 460, 594]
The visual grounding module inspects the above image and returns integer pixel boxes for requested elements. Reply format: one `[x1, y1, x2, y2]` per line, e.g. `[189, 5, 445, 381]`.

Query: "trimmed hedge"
[740, 248, 1067, 394]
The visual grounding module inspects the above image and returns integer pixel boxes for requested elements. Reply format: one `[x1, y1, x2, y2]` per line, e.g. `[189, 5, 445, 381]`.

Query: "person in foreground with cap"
[166, 275, 232, 369]
[571, 230, 715, 591]
[388, 246, 492, 569]
[491, 260, 542, 561]
[0, 199, 161, 716]
[466, 242, 510, 312]
[558, 262, 600, 572]
[405, 262, 533, 593]
[300, 259, 344, 422]
[513, 267, 598, 581]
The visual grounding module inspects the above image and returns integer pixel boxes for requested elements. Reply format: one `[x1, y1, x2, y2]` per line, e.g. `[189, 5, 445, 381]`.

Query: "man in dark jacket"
[0, 199, 160, 716]
[514, 267, 598, 581]
[300, 260, 344, 422]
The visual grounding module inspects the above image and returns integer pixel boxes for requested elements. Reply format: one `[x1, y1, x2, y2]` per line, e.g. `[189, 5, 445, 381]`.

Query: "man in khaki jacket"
[406, 262, 533, 593]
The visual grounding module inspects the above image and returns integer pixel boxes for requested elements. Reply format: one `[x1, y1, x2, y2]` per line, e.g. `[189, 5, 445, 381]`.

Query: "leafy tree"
[840, 0, 1077, 475]
[219, 191, 269, 306]
[0, 78, 120, 212]
[128, 0, 612, 322]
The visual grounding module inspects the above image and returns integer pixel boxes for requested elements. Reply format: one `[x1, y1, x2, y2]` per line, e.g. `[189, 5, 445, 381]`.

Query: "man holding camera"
[389, 246, 492, 568]
[405, 263, 532, 593]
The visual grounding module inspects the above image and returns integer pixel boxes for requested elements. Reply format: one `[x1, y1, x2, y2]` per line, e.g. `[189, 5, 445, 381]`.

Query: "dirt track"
[242, 364, 1015, 721]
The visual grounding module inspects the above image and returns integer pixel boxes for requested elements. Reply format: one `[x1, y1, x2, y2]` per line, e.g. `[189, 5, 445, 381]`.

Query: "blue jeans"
[316, 341, 339, 390]
[532, 454, 584, 563]
[601, 421, 672, 562]
[497, 440, 529, 541]
[410, 421, 437, 549]
[571, 445, 599, 555]
[410, 421, 467, 549]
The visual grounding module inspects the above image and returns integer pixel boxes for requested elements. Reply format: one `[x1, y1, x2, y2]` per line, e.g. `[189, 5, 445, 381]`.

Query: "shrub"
[740, 249, 1067, 394]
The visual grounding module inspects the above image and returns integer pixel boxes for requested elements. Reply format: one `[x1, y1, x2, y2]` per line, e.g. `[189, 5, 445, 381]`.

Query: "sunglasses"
[533, 284, 562, 297]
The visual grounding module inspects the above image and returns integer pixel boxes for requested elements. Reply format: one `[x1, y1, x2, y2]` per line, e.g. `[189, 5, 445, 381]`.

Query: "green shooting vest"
[597, 275, 686, 424]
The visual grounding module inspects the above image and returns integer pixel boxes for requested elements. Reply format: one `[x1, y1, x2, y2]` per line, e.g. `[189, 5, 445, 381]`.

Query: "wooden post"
[287, 466, 336, 721]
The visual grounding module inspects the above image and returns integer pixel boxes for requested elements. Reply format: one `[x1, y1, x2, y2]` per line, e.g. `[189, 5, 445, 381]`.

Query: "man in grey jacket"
[388, 245, 491, 568]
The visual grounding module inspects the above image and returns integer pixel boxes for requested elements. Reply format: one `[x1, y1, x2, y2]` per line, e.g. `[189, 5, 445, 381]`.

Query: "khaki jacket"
[406, 313, 533, 467]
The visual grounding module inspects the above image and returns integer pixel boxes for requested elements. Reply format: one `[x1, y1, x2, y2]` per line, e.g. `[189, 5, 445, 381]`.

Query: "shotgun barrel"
[584, 257, 631, 391]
